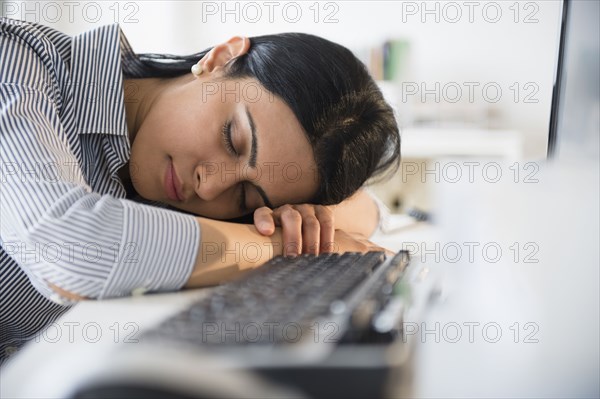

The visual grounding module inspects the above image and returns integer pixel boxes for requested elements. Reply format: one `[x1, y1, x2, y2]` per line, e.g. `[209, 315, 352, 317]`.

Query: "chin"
[129, 179, 154, 201]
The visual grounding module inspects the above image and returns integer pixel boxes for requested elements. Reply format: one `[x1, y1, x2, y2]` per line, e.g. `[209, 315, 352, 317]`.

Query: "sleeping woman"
[0, 17, 400, 360]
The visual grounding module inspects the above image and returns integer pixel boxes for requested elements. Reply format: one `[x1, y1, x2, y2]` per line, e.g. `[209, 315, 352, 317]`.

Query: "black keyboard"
[143, 251, 410, 346]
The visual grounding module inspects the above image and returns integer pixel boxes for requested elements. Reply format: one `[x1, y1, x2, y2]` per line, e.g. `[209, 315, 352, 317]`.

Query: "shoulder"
[0, 17, 71, 106]
[0, 17, 70, 61]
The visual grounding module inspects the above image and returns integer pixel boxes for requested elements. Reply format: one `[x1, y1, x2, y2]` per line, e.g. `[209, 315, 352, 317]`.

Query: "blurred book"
[358, 39, 410, 82]
[383, 39, 410, 82]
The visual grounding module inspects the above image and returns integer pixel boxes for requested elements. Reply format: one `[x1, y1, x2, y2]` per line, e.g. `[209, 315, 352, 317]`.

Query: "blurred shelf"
[400, 127, 523, 160]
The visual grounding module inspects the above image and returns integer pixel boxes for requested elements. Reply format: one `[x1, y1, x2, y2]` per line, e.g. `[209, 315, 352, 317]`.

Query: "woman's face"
[128, 74, 319, 219]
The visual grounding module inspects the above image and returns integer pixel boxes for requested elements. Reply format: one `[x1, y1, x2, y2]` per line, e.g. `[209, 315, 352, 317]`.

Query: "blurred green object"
[384, 39, 410, 82]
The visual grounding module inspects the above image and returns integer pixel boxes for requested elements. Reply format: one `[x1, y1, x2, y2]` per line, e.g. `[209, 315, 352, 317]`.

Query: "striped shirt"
[0, 18, 201, 363]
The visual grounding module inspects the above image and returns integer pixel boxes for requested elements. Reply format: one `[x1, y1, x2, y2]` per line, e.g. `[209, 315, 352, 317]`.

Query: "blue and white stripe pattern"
[0, 17, 200, 362]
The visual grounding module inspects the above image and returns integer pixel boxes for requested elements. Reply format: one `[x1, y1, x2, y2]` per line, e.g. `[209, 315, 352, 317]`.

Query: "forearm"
[329, 189, 379, 237]
[50, 217, 283, 298]
[185, 217, 283, 288]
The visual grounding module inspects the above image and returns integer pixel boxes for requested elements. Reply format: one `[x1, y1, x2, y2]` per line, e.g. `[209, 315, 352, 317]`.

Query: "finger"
[353, 234, 391, 255]
[296, 205, 320, 255]
[278, 206, 302, 257]
[348, 232, 375, 253]
[253, 207, 275, 235]
[366, 245, 389, 254]
[365, 242, 394, 256]
[315, 206, 335, 253]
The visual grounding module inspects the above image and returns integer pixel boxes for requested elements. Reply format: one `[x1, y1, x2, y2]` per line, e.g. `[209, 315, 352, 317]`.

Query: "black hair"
[129, 32, 400, 207]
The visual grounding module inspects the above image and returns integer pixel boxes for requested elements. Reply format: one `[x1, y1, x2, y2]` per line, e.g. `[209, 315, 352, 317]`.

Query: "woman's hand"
[253, 204, 391, 256]
[253, 204, 335, 256]
[331, 229, 392, 256]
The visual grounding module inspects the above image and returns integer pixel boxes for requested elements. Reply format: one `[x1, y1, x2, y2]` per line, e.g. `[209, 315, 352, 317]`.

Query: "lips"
[164, 158, 184, 202]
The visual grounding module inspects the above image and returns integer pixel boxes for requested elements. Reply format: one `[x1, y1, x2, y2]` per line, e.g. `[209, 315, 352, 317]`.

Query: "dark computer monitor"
[547, 0, 600, 160]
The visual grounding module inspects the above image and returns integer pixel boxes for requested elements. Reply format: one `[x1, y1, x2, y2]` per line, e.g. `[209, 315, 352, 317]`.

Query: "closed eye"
[221, 120, 248, 213]
[221, 120, 237, 156]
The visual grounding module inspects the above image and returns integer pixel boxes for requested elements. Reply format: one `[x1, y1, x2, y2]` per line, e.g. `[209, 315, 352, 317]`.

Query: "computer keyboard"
[71, 251, 414, 399]
[143, 251, 410, 346]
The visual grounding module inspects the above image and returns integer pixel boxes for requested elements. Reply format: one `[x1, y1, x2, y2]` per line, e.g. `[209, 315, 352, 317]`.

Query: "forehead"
[239, 83, 318, 206]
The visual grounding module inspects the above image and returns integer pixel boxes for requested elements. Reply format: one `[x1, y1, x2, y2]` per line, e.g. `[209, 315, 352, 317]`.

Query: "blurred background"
[1, 0, 563, 211]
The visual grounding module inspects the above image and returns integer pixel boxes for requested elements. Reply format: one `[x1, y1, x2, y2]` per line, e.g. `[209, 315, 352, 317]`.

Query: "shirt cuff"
[99, 200, 200, 299]
[363, 188, 393, 238]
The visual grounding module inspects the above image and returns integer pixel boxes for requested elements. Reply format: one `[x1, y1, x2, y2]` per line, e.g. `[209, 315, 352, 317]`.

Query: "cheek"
[169, 98, 223, 152]
[143, 108, 202, 156]
[127, 133, 160, 199]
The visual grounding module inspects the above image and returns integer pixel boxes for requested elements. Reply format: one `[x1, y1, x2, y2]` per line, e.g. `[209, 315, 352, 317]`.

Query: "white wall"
[2, 0, 563, 159]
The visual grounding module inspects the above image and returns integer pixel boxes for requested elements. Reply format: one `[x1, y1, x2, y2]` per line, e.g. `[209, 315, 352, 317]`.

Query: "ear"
[200, 36, 250, 74]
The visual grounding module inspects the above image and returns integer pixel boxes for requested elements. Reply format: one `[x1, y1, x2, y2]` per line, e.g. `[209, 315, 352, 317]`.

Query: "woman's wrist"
[185, 217, 283, 288]
[329, 189, 379, 237]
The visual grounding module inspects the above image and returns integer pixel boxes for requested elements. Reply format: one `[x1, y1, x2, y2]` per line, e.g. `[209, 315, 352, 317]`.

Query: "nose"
[194, 161, 239, 201]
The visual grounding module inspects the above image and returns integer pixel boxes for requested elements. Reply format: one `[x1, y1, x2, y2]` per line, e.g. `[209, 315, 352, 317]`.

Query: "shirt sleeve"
[1, 73, 200, 303]
[363, 187, 393, 239]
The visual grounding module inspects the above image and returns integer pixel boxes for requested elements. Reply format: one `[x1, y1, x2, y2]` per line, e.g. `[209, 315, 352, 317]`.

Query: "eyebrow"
[246, 106, 258, 168]
[245, 105, 274, 209]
